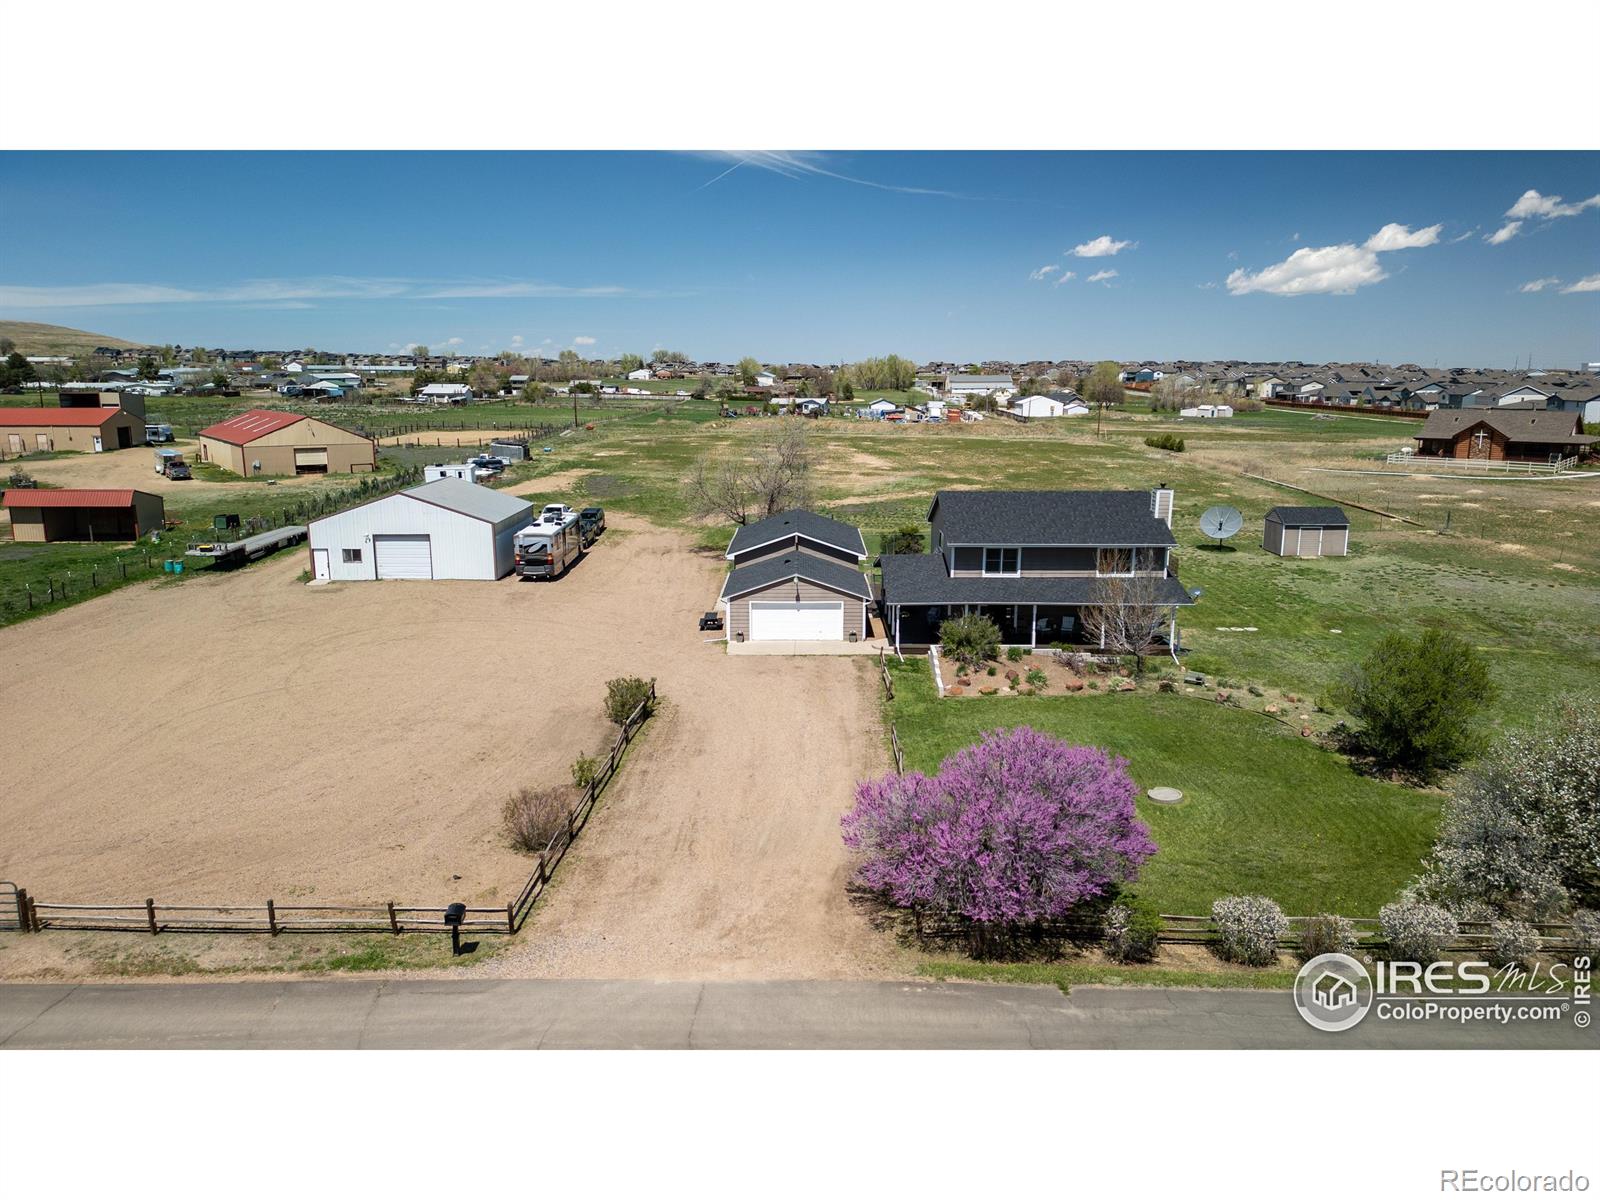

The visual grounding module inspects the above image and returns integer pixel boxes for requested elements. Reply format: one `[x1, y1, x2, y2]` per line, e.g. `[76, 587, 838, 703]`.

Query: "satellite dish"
[1199, 505, 1243, 544]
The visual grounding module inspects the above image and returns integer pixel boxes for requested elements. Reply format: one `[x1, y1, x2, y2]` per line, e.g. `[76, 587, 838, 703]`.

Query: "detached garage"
[1264, 506, 1350, 558]
[307, 478, 533, 581]
[197, 409, 376, 478]
[720, 552, 874, 642]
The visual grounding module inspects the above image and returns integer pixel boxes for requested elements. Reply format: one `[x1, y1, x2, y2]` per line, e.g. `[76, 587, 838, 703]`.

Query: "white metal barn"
[307, 478, 534, 581]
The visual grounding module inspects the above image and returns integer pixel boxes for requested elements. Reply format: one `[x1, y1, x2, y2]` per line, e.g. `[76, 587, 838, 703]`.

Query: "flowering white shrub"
[1421, 701, 1599, 919]
[1567, 909, 1600, 960]
[1299, 913, 1358, 959]
[1212, 895, 1288, 966]
[1380, 900, 1459, 964]
[1488, 918, 1540, 968]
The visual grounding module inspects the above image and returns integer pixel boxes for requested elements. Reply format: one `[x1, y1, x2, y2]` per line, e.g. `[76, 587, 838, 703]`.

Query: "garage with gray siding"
[720, 552, 873, 642]
[1263, 506, 1350, 558]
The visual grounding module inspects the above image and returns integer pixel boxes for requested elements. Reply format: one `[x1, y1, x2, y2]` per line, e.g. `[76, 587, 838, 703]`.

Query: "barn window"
[342, 548, 363, 563]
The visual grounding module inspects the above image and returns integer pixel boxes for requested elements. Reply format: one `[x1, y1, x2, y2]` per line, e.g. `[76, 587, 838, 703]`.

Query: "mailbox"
[443, 902, 468, 955]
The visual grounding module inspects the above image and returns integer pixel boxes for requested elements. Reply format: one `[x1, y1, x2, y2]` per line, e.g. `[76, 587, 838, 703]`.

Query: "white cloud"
[1196, 281, 1218, 290]
[1227, 219, 1443, 297]
[1561, 274, 1600, 294]
[1086, 269, 1118, 285]
[1365, 222, 1442, 251]
[1519, 277, 1561, 293]
[510, 334, 524, 346]
[1028, 263, 1061, 281]
[1071, 235, 1135, 258]
[0, 275, 649, 308]
[690, 150, 975, 199]
[1486, 221, 1523, 245]
[1450, 227, 1479, 243]
[1506, 189, 1600, 220]
[572, 335, 597, 346]
[1054, 271, 1077, 286]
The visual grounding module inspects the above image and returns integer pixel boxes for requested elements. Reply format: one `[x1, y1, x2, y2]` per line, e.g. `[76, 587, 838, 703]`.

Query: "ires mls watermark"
[1292, 952, 1592, 1033]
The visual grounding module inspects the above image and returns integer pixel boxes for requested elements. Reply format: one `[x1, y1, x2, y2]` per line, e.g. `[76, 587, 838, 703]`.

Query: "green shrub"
[604, 676, 656, 725]
[939, 613, 1001, 671]
[1104, 897, 1163, 963]
[1212, 895, 1289, 966]
[1006, 646, 1025, 663]
[1331, 629, 1496, 778]
[570, 753, 600, 790]
[987, 665, 997, 676]
[880, 526, 926, 556]
[1026, 667, 1048, 688]
[1144, 433, 1185, 452]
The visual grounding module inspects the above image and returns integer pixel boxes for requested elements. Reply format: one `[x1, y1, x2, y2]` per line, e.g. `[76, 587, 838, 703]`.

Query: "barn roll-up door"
[749, 600, 844, 641]
[294, 447, 329, 473]
[374, 534, 433, 579]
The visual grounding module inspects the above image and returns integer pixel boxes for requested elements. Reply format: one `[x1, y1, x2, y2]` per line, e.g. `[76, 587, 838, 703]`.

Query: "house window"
[1097, 548, 1134, 576]
[982, 547, 1019, 576]
[342, 548, 363, 563]
[1134, 547, 1165, 573]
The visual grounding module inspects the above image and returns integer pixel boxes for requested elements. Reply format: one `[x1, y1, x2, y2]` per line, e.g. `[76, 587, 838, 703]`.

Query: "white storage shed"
[308, 478, 534, 581]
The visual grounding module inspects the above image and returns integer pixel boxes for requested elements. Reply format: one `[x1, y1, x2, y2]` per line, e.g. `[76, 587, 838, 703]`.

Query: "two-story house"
[718, 509, 873, 642]
[878, 488, 1195, 653]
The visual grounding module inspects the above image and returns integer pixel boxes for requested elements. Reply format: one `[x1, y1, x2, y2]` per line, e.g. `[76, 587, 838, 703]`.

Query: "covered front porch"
[884, 601, 1179, 655]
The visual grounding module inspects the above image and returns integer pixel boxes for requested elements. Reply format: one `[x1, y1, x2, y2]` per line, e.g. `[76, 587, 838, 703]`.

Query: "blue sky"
[2, 151, 1596, 366]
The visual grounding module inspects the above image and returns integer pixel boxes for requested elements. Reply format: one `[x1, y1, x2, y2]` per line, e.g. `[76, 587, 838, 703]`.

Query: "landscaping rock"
[1064, 677, 1085, 692]
[1158, 680, 1176, 693]
[979, 686, 997, 695]
[1216, 689, 1232, 704]
[947, 685, 965, 696]
[1285, 693, 1300, 703]
[1117, 680, 1136, 692]
[1300, 726, 1313, 737]
[1247, 685, 1264, 697]
[1264, 703, 1280, 714]
[1118, 667, 1131, 678]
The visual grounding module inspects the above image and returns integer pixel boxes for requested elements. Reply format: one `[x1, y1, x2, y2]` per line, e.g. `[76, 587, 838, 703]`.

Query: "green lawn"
[884, 657, 1441, 917]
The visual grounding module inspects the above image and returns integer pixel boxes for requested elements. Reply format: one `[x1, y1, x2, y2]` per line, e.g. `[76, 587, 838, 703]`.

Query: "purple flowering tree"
[842, 727, 1156, 950]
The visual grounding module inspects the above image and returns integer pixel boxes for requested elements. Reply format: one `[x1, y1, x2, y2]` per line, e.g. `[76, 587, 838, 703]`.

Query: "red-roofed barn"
[2, 488, 166, 543]
[196, 409, 375, 477]
[0, 407, 146, 454]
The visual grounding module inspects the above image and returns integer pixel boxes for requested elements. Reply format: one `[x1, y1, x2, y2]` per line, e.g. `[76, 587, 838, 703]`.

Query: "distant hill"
[0, 320, 145, 356]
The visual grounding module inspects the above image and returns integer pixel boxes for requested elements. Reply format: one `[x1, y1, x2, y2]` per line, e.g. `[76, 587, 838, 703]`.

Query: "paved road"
[3, 980, 1594, 1049]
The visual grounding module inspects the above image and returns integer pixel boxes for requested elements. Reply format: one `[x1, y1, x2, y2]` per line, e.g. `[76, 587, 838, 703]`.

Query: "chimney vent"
[1151, 485, 1174, 527]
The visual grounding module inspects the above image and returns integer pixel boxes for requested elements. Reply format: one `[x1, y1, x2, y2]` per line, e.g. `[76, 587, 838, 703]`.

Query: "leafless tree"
[1079, 573, 1174, 672]
[684, 421, 815, 525]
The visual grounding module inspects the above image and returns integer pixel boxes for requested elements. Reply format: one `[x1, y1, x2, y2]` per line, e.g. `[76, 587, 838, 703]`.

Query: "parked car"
[698, 611, 724, 631]
[579, 506, 606, 545]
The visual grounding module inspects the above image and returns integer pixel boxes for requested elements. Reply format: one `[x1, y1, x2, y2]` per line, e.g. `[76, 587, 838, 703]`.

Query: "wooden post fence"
[145, 898, 158, 936]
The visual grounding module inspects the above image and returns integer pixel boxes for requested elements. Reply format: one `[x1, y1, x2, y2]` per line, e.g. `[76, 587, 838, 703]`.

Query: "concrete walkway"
[3, 980, 1594, 1050]
[727, 638, 891, 655]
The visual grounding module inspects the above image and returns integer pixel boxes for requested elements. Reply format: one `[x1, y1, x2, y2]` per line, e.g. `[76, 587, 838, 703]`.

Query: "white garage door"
[374, 534, 433, 579]
[749, 600, 844, 641]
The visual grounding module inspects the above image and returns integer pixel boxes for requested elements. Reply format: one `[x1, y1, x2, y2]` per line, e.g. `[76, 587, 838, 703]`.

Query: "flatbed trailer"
[186, 525, 307, 567]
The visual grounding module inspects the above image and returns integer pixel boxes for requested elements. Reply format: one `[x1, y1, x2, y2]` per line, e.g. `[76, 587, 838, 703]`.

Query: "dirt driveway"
[0, 515, 899, 979]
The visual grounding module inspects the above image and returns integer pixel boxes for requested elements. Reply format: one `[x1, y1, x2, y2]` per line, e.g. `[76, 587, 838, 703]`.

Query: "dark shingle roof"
[879, 554, 1194, 607]
[725, 509, 867, 559]
[720, 551, 873, 602]
[929, 490, 1177, 547]
[1265, 506, 1349, 526]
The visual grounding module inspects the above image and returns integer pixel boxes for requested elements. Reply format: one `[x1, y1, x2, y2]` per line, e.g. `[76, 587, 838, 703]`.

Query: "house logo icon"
[1294, 953, 1374, 1032]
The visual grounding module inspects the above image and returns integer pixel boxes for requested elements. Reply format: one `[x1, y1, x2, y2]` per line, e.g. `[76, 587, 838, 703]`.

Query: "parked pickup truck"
[579, 506, 606, 545]
[163, 458, 192, 480]
[466, 454, 509, 474]
[537, 503, 577, 526]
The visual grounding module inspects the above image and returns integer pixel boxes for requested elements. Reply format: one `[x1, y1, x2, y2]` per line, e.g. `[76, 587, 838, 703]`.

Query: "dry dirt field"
[0, 514, 900, 980]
